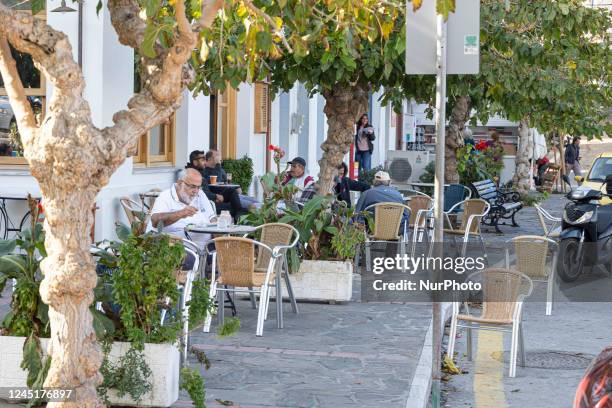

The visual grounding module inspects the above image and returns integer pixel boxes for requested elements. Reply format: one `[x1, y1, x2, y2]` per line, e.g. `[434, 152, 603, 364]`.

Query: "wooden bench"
[471, 179, 523, 233]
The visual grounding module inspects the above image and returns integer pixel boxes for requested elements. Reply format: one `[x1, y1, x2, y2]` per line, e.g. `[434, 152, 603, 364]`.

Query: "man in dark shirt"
[203, 149, 260, 210]
[186, 150, 244, 219]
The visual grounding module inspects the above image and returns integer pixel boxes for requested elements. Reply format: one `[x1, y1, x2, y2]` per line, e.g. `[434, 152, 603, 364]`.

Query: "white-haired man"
[355, 170, 408, 228]
[149, 168, 216, 248]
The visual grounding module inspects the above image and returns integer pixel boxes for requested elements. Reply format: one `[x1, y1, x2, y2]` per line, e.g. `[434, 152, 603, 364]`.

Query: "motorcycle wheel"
[558, 238, 584, 282]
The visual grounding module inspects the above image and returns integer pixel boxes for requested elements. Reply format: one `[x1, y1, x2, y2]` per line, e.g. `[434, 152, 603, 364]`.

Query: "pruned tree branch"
[108, 0, 146, 49]
[0, 37, 37, 144]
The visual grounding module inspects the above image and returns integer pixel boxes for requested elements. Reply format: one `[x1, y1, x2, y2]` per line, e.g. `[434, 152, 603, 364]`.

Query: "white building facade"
[0, 1, 520, 241]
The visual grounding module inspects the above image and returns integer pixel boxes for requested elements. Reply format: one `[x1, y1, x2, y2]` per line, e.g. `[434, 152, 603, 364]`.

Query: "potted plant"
[0, 204, 214, 408]
[277, 196, 365, 303]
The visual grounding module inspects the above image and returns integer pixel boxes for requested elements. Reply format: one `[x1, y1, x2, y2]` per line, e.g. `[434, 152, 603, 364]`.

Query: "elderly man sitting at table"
[149, 168, 216, 249]
[354, 170, 408, 229]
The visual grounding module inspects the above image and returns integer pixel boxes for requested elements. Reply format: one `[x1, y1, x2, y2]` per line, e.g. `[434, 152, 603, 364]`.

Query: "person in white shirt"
[150, 168, 216, 249]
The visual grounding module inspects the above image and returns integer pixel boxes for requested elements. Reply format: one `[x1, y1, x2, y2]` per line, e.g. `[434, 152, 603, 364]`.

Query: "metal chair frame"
[203, 237, 281, 336]
[505, 235, 558, 316]
[243, 223, 300, 329]
[443, 199, 490, 262]
[447, 268, 533, 378]
[534, 204, 561, 239]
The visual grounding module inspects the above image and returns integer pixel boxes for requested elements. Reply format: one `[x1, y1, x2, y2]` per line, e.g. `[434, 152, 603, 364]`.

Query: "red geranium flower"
[268, 144, 276, 151]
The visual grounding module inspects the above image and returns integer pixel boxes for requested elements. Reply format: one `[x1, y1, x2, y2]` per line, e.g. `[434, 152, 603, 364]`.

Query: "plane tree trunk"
[445, 95, 470, 184]
[318, 84, 369, 195]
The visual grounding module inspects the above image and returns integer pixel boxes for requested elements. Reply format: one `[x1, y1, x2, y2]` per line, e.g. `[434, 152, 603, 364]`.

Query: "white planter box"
[0, 336, 179, 407]
[282, 260, 353, 302]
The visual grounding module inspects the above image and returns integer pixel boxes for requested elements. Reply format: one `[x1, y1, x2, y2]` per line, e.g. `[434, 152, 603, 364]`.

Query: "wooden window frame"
[133, 113, 176, 167]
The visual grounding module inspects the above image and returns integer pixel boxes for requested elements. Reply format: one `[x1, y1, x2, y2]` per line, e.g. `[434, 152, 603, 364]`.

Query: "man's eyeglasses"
[181, 181, 201, 190]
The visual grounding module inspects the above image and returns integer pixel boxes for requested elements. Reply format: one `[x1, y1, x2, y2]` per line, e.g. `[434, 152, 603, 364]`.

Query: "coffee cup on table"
[210, 175, 217, 185]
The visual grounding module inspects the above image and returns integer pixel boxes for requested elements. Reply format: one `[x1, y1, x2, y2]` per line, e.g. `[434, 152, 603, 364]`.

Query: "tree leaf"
[115, 222, 132, 242]
[146, 0, 160, 19]
[412, 0, 423, 12]
[91, 308, 116, 339]
[0, 255, 27, 277]
[0, 239, 16, 256]
[96, 0, 103, 15]
[21, 334, 43, 388]
[141, 24, 160, 58]
[31, 0, 44, 15]
[256, 31, 273, 52]
[436, 0, 455, 20]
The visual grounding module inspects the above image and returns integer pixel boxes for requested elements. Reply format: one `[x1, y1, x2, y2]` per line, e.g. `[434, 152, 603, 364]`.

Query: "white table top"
[186, 224, 257, 235]
[208, 183, 240, 189]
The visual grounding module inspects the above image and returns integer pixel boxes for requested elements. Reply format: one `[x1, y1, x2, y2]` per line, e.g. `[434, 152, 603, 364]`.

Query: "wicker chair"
[444, 199, 490, 261]
[447, 268, 533, 378]
[245, 223, 300, 329]
[505, 235, 558, 316]
[364, 202, 411, 273]
[204, 236, 280, 336]
[534, 204, 561, 239]
[120, 196, 148, 226]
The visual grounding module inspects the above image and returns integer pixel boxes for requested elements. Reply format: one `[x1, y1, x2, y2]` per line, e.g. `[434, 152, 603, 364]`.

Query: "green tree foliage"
[472, 0, 611, 137]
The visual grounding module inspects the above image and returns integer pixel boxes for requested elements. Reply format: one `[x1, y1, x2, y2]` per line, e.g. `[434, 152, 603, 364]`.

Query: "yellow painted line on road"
[474, 330, 508, 408]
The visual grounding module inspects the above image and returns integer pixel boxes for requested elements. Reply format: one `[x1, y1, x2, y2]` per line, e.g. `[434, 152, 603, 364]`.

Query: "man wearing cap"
[282, 156, 315, 200]
[355, 170, 408, 226]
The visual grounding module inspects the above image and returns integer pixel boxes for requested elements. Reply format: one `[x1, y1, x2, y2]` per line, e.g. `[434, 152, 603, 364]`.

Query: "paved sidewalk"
[175, 276, 432, 408]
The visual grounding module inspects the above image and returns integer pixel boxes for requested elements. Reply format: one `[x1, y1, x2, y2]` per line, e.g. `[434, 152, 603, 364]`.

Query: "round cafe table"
[185, 223, 256, 236]
[208, 183, 240, 194]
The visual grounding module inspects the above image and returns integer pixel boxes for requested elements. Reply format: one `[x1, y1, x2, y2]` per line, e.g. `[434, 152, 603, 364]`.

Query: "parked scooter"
[557, 175, 612, 282]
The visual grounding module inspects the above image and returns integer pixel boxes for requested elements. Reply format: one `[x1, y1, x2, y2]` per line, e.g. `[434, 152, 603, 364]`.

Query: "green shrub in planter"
[222, 155, 254, 192]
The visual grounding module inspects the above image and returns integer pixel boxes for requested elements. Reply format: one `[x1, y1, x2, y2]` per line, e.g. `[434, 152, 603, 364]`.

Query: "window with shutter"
[254, 82, 269, 134]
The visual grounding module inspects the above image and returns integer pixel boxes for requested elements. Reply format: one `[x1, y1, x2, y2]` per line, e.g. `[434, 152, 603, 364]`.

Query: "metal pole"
[431, 12, 447, 408]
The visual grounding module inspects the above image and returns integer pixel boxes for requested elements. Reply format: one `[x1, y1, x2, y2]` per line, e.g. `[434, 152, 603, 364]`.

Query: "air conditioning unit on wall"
[386, 150, 434, 191]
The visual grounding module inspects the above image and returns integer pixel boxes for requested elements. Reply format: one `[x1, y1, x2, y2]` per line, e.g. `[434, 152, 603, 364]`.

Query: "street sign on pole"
[405, 0, 480, 75]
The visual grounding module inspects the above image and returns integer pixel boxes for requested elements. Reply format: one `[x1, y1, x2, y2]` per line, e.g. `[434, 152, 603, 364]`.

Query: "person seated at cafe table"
[354, 170, 408, 230]
[282, 156, 315, 201]
[334, 162, 370, 208]
[186, 150, 244, 219]
[202, 149, 260, 210]
[149, 168, 216, 250]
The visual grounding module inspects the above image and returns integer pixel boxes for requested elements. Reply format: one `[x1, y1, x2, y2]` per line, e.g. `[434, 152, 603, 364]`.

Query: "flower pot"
[282, 260, 353, 302]
[0, 336, 180, 407]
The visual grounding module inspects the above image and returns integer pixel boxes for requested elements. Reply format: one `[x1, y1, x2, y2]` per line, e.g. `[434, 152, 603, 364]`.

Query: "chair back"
[534, 204, 561, 237]
[508, 236, 552, 279]
[255, 223, 295, 269]
[408, 196, 433, 227]
[370, 202, 409, 241]
[214, 237, 258, 287]
[120, 197, 146, 225]
[444, 184, 470, 212]
[478, 268, 532, 322]
[459, 199, 488, 233]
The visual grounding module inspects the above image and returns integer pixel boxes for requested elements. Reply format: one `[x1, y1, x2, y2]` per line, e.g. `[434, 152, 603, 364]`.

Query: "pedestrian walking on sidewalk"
[355, 113, 375, 172]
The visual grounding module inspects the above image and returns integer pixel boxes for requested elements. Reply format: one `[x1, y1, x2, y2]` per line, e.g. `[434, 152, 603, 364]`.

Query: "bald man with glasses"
[149, 168, 216, 248]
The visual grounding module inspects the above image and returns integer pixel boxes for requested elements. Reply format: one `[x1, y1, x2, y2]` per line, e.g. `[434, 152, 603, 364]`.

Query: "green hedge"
[222, 155, 254, 192]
